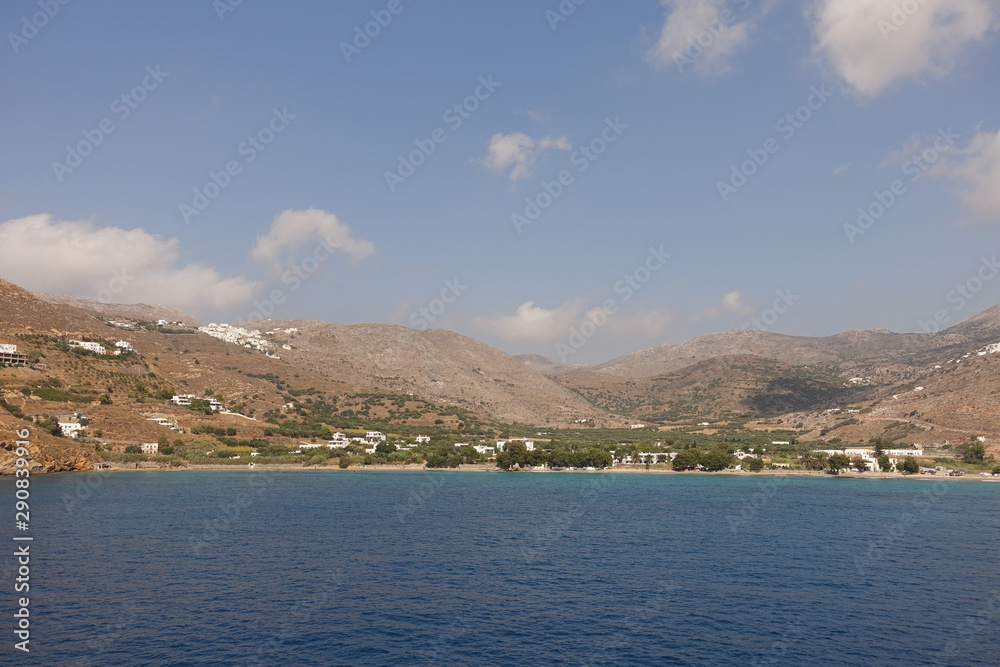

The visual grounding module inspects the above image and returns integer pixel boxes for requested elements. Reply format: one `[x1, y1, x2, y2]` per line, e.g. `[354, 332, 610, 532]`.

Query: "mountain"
[4, 276, 1000, 474]
[578, 328, 965, 379]
[551, 354, 875, 421]
[34, 293, 202, 327]
[239, 321, 612, 426]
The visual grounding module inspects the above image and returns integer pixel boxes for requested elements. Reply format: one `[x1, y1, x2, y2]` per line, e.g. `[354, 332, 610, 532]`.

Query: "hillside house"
[0, 343, 28, 366]
[68, 340, 106, 355]
[141, 442, 159, 455]
[497, 438, 535, 452]
[58, 422, 85, 438]
[114, 340, 137, 355]
[328, 433, 351, 448]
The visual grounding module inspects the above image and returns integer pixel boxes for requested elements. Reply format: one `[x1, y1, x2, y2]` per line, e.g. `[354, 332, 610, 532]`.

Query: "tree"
[549, 449, 571, 468]
[375, 442, 397, 456]
[877, 454, 892, 472]
[960, 442, 986, 463]
[672, 448, 701, 471]
[124, 445, 142, 454]
[851, 456, 868, 472]
[802, 452, 827, 471]
[901, 456, 919, 474]
[745, 457, 764, 472]
[827, 453, 850, 474]
[702, 448, 733, 471]
[870, 438, 887, 457]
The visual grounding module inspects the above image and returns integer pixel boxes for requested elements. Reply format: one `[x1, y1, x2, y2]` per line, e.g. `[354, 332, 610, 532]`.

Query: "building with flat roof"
[0, 344, 27, 366]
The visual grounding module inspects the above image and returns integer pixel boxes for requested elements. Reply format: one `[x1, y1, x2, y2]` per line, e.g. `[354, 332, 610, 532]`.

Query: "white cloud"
[474, 300, 586, 341]
[481, 132, 572, 181]
[812, 0, 998, 97]
[937, 128, 1000, 221]
[251, 208, 375, 266]
[0, 214, 258, 312]
[697, 290, 754, 319]
[833, 162, 852, 176]
[475, 300, 673, 342]
[646, 0, 757, 75]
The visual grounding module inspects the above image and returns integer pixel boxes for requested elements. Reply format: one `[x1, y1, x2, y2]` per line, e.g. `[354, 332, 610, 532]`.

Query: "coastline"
[74, 462, 1000, 482]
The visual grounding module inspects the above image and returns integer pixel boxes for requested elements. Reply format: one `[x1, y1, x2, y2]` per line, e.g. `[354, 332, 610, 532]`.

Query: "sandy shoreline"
[82, 462, 1000, 482]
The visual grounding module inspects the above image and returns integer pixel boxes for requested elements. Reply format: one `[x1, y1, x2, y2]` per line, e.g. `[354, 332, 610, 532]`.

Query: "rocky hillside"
[553, 355, 874, 422]
[243, 320, 614, 426]
[35, 293, 202, 327]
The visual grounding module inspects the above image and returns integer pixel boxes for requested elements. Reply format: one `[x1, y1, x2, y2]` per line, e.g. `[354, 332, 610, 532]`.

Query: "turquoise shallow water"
[3, 470, 999, 666]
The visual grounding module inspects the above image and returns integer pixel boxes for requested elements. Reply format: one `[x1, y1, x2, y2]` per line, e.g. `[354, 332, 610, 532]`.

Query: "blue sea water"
[3, 470, 999, 666]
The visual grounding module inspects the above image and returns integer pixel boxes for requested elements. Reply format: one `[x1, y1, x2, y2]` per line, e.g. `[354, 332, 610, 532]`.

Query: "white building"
[114, 340, 137, 355]
[328, 433, 351, 448]
[146, 417, 179, 430]
[365, 431, 386, 444]
[58, 422, 85, 438]
[141, 442, 159, 455]
[299, 443, 324, 450]
[497, 438, 535, 452]
[415, 435, 431, 444]
[635, 452, 677, 464]
[171, 394, 222, 411]
[68, 340, 106, 355]
[0, 344, 17, 354]
[473, 444, 495, 456]
[198, 324, 273, 353]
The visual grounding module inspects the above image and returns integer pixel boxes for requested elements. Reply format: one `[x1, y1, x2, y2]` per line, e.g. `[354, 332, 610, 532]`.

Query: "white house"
[635, 452, 677, 464]
[157, 319, 169, 326]
[497, 438, 535, 452]
[299, 443, 324, 450]
[114, 340, 137, 355]
[68, 340, 106, 355]
[58, 422, 85, 438]
[141, 442, 159, 455]
[415, 435, 431, 444]
[328, 433, 351, 448]
[365, 431, 387, 444]
[171, 394, 222, 411]
[146, 417, 179, 430]
[473, 444, 495, 456]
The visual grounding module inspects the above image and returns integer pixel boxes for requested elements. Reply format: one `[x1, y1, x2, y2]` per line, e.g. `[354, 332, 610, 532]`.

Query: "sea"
[4, 470, 999, 666]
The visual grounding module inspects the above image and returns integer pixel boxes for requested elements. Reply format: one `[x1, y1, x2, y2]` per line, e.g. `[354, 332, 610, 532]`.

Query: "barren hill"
[35, 293, 202, 327]
[580, 328, 961, 379]
[0, 279, 108, 335]
[554, 354, 875, 421]
[244, 320, 615, 426]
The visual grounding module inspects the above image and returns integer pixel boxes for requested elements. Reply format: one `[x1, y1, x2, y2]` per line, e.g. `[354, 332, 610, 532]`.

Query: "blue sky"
[2, 0, 999, 363]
